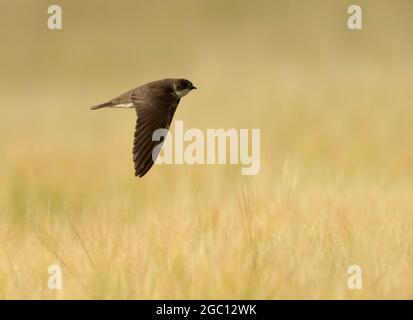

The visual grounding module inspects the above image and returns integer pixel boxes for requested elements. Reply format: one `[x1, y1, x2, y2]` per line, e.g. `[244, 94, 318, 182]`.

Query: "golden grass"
[1, 165, 413, 299]
[1, 0, 413, 299]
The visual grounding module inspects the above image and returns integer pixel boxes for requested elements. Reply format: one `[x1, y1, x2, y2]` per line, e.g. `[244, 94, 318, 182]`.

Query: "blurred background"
[0, 0, 413, 299]
[1, 0, 413, 185]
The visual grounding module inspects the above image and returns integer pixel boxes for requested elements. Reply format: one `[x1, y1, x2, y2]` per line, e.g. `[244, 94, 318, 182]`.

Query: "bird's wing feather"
[131, 89, 179, 177]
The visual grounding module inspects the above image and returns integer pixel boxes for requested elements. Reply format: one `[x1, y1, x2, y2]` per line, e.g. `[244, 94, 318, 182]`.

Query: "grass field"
[1, 0, 413, 299]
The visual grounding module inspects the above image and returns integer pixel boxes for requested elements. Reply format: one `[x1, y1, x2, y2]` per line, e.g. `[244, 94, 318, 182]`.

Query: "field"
[1, 0, 413, 299]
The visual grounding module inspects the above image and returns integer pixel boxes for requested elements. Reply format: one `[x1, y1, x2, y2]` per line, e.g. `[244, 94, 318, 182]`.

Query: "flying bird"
[91, 78, 197, 177]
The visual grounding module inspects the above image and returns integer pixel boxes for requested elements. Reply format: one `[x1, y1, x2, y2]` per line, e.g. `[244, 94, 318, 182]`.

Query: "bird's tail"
[90, 101, 113, 110]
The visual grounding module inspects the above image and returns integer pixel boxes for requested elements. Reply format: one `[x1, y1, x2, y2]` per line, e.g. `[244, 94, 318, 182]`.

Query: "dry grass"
[1, 0, 413, 299]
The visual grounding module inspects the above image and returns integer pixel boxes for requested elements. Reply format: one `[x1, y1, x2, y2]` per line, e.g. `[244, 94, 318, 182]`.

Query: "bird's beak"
[192, 86, 197, 90]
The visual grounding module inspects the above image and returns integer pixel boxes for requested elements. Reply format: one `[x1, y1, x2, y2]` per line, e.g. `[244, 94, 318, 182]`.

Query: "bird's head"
[173, 79, 197, 98]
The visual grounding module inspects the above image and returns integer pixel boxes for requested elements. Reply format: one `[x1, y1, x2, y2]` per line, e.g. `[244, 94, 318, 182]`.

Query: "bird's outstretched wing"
[132, 91, 179, 177]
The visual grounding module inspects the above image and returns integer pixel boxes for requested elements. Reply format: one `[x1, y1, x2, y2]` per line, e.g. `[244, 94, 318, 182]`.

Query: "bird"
[90, 78, 197, 177]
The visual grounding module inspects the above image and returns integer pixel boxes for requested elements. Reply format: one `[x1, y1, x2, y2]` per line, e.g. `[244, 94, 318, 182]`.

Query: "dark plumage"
[91, 78, 197, 177]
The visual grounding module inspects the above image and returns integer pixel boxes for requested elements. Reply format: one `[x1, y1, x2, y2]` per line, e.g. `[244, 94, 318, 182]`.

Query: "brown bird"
[91, 78, 197, 177]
